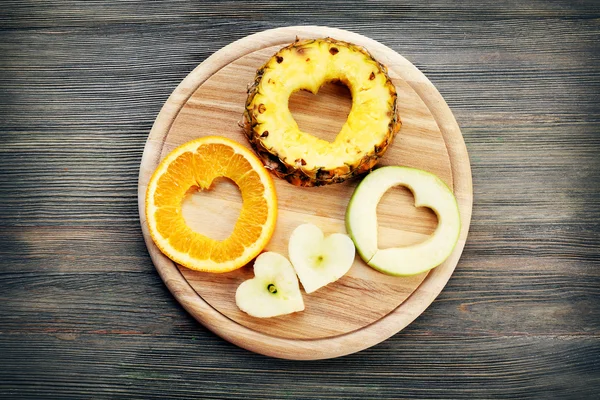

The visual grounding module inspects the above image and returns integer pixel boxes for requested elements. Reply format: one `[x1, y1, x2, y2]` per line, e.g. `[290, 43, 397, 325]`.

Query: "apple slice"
[235, 252, 304, 318]
[346, 166, 461, 276]
[288, 224, 355, 293]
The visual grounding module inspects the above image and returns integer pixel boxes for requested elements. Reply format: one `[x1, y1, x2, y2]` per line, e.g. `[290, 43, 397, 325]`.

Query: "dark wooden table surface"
[1, 1, 599, 398]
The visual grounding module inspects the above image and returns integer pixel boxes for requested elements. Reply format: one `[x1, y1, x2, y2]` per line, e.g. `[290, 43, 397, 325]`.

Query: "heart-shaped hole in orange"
[182, 177, 243, 241]
[376, 184, 438, 249]
[288, 82, 352, 143]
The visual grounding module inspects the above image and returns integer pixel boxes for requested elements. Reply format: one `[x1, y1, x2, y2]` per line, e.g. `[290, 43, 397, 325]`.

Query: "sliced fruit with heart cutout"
[346, 166, 461, 276]
[288, 223, 355, 293]
[145, 136, 277, 273]
[235, 252, 304, 318]
[243, 38, 401, 187]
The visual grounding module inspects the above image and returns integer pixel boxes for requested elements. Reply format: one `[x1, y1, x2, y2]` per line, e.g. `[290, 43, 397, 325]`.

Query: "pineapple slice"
[243, 38, 401, 187]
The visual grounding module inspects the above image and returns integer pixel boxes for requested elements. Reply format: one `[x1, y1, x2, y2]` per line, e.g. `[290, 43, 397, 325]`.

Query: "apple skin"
[345, 166, 461, 276]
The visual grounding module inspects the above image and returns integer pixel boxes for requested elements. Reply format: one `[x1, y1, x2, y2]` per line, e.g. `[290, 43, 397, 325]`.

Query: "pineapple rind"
[243, 37, 401, 187]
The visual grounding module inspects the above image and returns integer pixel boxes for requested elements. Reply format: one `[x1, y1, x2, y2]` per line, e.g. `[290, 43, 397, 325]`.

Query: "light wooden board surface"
[138, 26, 472, 358]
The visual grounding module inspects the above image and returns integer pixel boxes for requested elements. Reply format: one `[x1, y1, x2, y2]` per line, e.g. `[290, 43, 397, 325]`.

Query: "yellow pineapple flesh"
[243, 38, 401, 187]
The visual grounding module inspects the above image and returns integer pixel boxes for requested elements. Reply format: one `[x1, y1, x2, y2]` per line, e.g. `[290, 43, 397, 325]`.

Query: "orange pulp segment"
[145, 136, 277, 272]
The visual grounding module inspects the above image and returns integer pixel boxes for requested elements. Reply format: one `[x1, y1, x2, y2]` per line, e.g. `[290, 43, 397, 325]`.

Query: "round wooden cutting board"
[138, 26, 472, 360]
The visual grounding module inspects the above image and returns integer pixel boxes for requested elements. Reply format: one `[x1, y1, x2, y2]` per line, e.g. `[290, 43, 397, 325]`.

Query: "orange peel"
[145, 136, 277, 272]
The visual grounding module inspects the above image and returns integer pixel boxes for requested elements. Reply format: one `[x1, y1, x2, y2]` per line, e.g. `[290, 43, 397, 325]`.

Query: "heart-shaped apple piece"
[235, 252, 304, 318]
[288, 224, 356, 294]
[346, 166, 461, 276]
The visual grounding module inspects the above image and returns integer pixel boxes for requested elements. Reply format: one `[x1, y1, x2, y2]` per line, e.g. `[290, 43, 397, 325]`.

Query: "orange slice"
[145, 136, 277, 272]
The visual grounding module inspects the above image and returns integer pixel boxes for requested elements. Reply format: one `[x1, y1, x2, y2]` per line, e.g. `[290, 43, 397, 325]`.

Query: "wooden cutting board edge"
[137, 26, 473, 360]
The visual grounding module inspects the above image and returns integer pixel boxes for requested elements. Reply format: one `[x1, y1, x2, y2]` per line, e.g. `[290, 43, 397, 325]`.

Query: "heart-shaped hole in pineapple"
[288, 82, 352, 143]
[182, 177, 242, 241]
[376, 184, 438, 249]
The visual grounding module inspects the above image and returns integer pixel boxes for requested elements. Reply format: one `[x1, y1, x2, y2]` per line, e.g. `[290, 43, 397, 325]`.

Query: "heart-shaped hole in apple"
[376, 184, 438, 249]
[346, 166, 460, 276]
[288, 82, 352, 143]
[182, 177, 242, 241]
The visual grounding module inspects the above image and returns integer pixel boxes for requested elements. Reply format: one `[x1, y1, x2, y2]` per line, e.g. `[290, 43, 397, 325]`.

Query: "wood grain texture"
[1, 0, 599, 397]
[165, 54, 443, 340]
[138, 26, 472, 356]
